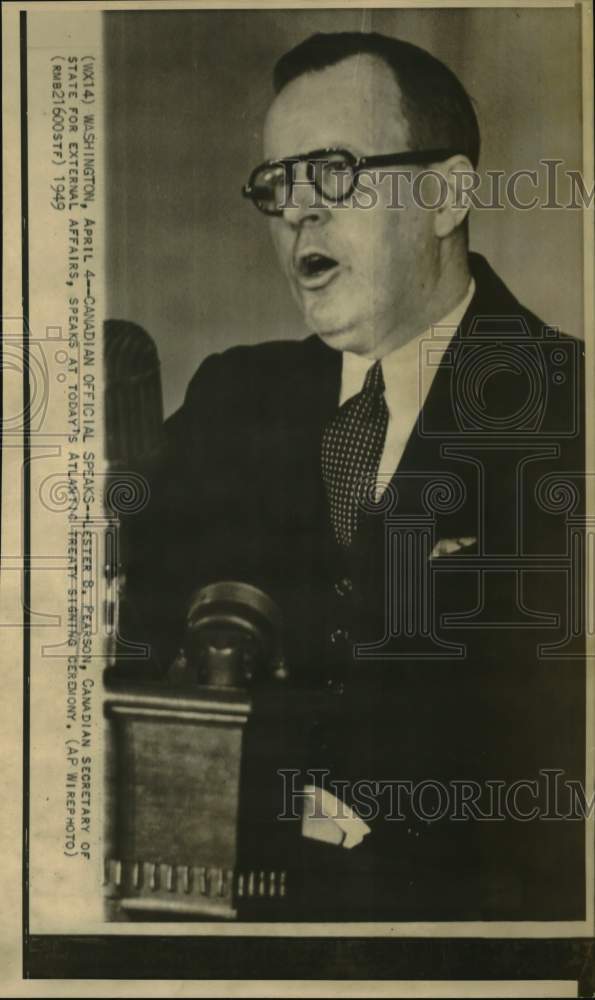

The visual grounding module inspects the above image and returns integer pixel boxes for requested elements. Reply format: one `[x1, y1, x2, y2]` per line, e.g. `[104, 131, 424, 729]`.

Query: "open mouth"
[296, 252, 340, 287]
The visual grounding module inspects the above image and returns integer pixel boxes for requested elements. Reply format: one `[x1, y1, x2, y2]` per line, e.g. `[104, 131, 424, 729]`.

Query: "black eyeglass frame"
[242, 146, 461, 216]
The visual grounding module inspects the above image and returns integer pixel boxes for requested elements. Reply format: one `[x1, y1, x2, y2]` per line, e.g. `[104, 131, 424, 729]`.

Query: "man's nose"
[281, 162, 330, 228]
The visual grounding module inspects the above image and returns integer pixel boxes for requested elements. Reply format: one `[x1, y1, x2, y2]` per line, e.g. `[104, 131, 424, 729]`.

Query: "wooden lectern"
[104, 582, 319, 920]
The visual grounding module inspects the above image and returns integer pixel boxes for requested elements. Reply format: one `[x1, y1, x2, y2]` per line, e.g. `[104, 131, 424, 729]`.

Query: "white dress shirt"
[339, 280, 476, 495]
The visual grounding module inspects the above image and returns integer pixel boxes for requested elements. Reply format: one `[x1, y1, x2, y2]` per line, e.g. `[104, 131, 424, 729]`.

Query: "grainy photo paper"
[1, 0, 594, 994]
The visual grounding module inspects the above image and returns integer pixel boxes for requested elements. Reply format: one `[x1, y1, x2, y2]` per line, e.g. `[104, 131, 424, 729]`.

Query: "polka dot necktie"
[321, 360, 389, 549]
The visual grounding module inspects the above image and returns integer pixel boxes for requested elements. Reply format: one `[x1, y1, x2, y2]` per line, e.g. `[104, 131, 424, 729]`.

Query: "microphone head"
[182, 581, 286, 688]
[104, 319, 164, 467]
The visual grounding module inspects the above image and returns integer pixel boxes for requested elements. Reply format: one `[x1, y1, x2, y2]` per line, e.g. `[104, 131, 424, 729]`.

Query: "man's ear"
[433, 154, 474, 238]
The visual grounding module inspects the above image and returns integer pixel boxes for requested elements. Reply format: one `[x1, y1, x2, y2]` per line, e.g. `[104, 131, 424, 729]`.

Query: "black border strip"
[25, 936, 595, 992]
[20, 7, 30, 979]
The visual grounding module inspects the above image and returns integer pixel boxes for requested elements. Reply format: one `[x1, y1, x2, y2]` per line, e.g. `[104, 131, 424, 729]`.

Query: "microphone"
[170, 581, 289, 687]
[104, 319, 164, 468]
[102, 320, 165, 669]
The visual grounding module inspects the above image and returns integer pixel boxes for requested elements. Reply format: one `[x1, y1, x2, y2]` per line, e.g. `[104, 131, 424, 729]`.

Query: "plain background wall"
[104, 7, 584, 418]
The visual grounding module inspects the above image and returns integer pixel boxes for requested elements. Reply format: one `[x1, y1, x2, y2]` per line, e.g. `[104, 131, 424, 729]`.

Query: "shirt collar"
[340, 278, 476, 409]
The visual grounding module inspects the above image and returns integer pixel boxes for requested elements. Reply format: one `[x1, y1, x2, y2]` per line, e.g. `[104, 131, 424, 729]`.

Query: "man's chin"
[315, 325, 371, 356]
[301, 301, 375, 355]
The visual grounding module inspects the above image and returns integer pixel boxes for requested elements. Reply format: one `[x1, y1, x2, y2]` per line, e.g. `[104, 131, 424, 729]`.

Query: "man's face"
[264, 55, 439, 358]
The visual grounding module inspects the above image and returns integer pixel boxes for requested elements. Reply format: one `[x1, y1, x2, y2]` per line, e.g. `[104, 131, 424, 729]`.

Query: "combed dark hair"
[274, 31, 480, 168]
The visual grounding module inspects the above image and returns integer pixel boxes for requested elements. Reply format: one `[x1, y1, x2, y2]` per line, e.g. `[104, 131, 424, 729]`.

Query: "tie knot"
[363, 359, 385, 397]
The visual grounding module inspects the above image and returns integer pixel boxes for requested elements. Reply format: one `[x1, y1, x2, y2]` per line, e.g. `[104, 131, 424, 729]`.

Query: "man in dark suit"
[127, 32, 586, 921]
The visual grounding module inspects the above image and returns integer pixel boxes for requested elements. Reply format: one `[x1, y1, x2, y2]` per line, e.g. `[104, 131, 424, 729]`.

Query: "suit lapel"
[276, 335, 344, 576]
[351, 254, 523, 556]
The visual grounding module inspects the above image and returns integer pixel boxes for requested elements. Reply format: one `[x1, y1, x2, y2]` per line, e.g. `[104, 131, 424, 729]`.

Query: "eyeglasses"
[242, 146, 459, 216]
